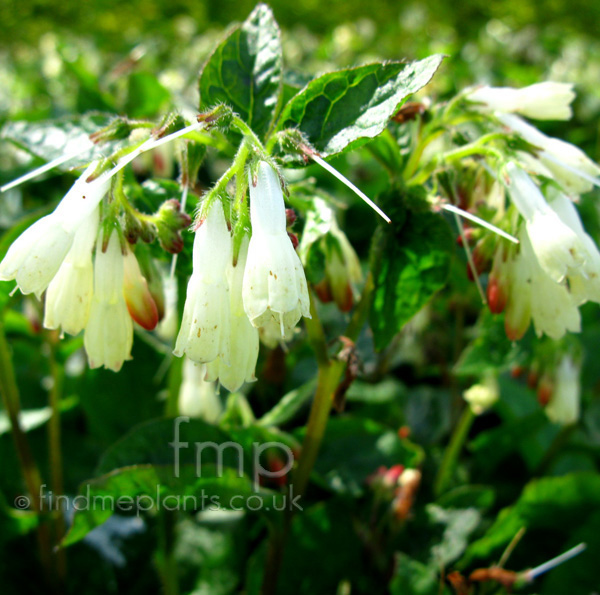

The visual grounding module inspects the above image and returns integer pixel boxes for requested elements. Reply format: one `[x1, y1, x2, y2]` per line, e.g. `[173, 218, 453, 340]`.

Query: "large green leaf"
[461, 472, 600, 567]
[370, 209, 453, 351]
[198, 3, 282, 139]
[277, 55, 444, 159]
[63, 418, 283, 546]
[1, 114, 129, 169]
[63, 465, 277, 547]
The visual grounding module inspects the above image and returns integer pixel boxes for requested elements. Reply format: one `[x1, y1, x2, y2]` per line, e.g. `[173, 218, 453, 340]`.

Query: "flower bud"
[123, 247, 159, 331]
[155, 199, 192, 254]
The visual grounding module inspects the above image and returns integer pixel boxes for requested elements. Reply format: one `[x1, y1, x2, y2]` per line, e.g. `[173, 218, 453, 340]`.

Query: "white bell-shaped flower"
[243, 161, 310, 340]
[467, 82, 575, 120]
[0, 161, 111, 298]
[499, 113, 600, 195]
[545, 355, 580, 425]
[179, 359, 222, 422]
[520, 228, 581, 339]
[546, 189, 600, 304]
[43, 207, 99, 335]
[84, 229, 133, 372]
[174, 200, 231, 364]
[505, 163, 587, 282]
[205, 235, 259, 392]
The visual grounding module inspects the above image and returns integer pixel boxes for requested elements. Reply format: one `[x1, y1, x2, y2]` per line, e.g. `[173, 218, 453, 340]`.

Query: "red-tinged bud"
[285, 208, 297, 228]
[383, 464, 405, 488]
[398, 426, 411, 439]
[155, 199, 192, 254]
[266, 455, 288, 488]
[313, 278, 333, 303]
[287, 231, 299, 250]
[487, 276, 507, 314]
[136, 248, 165, 321]
[123, 248, 159, 330]
[537, 378, 553, 406]
[510, 365, 524, 379]
[527, 369, 539, 389]
[467, 242, 490, 281]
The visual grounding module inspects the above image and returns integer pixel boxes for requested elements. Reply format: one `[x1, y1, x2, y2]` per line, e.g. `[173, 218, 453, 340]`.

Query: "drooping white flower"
[499, 113, 600, 195]
[178, 359, 222, 422]
[546, 189, 600, 304]
[43, 207, 99, 335]
[205, 235, 259, 392]
[243, 161, 310, 339]
[545, 355, 580, 425]
[84, 229, 133, 372]
[519, 228, 581, 339]
[0, 161, 111, 298]
[467, 82, 575, 120]
[505, 163, 586, 282]
[174, 200, 231, 363]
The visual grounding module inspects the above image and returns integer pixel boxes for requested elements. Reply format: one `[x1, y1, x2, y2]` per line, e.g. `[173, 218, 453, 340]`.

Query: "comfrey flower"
[505, 162, 587, 283]
[84, 230, 134, 372]
[0, 161, 111, 298]
[178, 358, 222, 422]
[545, 355, 580, 425]
[467, 82, 575, 121]
[546, 189, 600, 304]
[503, 228, 581, 340]
[243, 161, 310, 339]
[498, 113, 600, 195]
[174, 200, 231, 363]
[43, 207, 99, 335]
[205, 235, 259, 392]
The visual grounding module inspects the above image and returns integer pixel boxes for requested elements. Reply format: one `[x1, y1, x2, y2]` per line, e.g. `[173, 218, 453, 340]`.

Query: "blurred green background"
[1, 0, 600, 158]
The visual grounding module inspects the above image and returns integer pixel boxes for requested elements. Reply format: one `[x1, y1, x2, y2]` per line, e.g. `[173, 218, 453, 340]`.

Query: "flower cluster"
[461, 82, 600, 341]
[0, 161, 162, 371]
[174, 160, 310, 391]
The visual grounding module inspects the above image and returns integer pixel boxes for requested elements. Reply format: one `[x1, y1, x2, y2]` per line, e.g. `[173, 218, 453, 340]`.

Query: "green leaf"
[461, 472, 600, 567]
[63, 465, 277, 547]
[277, 55, 444, 159]
[198, 3, 282, 139]
[64, 418, 283, 546]
[370, 209, 453, 351]
[305, 416, 424, 496]
[1, 114, 130, 169]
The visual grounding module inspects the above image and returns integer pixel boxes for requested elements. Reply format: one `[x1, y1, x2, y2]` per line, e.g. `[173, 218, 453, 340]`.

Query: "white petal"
[0, 214, 74, 298]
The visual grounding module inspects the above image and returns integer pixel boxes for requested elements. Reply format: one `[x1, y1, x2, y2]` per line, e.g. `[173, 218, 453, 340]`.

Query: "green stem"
[157, 510, 179, 595]
[48, 338, 67, 582]
[434, 406, 475, 497]
[0, 319, 54, 585]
